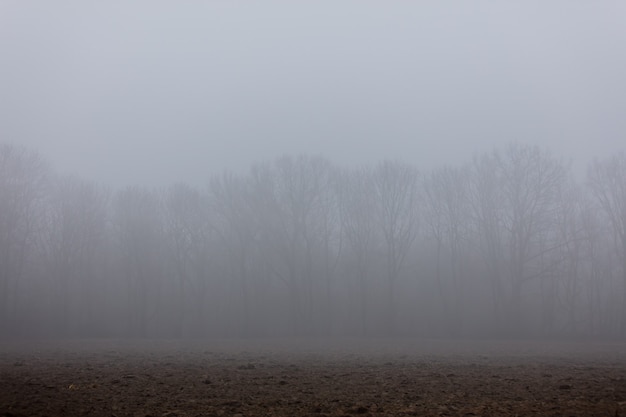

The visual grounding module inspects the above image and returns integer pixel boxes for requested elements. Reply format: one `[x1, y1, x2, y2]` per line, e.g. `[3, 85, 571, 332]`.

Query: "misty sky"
[1, 2, 625, 187]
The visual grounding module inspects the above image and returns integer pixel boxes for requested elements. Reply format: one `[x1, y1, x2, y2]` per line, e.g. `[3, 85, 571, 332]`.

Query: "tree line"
[1, 142, 626, 339]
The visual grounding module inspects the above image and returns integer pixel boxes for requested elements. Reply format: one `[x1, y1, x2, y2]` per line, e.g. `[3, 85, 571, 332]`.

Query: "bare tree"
[372, 160, 419, 334]
[44, 176, 109, 334]
[588, 153, 626, 334]
[300, 163, 342, 334]
[545, 179, 589, 335]
[338, 166, 377, 335]
[469, 151, 507, 332]
[0, 144, 48, 334]
[112, 186, 165, 336]
[209, 173, 259, 336]
[164, 183, 212, 336]
[249, 155, 336, 335]
[471, 144, 567, 334]
[423, 165, 471, 335]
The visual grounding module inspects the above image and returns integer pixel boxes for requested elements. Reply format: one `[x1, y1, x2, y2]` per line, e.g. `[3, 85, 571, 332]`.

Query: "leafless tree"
[423, 165, 471, 334]
[0, 144, 48, 333]
[471, 144, 567, 334]
[588, 153, 626, 334]
[209, 173, 259, 335]
[372, 160, 419, 334]
[249, 155, 337, 334]
[112, 186, 165, 336]
[44, 176, 109, 334]
[469, 151, 507, 331]
[338, 166, 377, 335]
[546, 179, 589, 335]
[164, 183, 212, 336]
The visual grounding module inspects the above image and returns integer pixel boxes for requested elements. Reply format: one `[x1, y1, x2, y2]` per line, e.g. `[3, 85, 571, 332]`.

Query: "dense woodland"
[1, 142, 626, 339]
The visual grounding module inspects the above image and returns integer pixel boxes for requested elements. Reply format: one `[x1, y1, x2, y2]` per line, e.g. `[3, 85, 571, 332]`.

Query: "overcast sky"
[1, 2, 625, 187]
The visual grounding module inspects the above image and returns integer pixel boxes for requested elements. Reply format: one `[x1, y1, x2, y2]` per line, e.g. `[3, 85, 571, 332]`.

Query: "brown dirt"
[2, 338, 626, 417]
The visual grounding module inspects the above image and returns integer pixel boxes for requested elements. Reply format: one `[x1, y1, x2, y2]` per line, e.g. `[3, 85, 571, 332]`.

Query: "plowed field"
[2, 339, 626, 416]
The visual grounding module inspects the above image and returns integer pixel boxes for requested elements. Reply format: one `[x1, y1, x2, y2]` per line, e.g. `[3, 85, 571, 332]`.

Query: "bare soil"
[2, 338, 626, 416]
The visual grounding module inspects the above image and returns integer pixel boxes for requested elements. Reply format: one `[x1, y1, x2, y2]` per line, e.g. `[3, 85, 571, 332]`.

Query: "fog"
[2, 2, 626, 186]
[1, 2, 626, 340]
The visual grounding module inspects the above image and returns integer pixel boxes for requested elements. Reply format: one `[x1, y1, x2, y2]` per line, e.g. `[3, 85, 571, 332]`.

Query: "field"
[2, 338, 626, 416]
